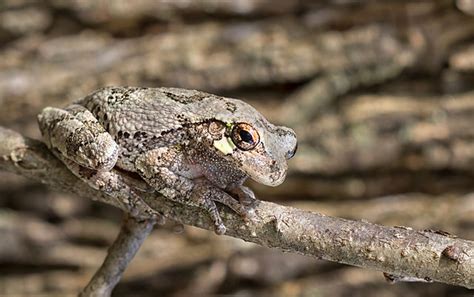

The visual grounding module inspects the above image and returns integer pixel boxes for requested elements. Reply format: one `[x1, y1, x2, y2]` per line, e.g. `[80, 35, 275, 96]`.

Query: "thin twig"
[79, 215, 157, 297]
[0, 126, 473, 289]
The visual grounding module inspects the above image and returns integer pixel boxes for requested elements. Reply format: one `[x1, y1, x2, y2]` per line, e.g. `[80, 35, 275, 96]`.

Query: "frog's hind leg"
[38, 105, 161, 220]
[62, 158, 161, 219]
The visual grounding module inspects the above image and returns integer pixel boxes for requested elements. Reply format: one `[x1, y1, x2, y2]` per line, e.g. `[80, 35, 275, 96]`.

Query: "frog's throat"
[213, 137, 236, 155]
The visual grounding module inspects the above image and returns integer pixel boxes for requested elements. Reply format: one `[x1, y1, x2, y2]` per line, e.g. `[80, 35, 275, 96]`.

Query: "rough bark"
[1, 126, 472, 289]
[1, 193, 472, 271]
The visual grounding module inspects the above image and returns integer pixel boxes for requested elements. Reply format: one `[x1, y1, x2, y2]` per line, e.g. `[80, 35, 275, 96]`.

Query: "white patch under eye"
[213, 137, 236, 155]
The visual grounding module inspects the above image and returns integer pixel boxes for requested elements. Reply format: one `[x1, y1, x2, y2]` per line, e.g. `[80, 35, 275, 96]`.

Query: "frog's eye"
[231, 123, 260, 151]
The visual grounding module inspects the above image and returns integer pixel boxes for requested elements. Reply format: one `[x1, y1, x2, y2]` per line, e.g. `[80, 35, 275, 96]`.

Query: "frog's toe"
[211, 188, 255, 222]
[190, 183, 257, 234]
[228, 185, 257, 206]
[127, 189, 165, 223]
[215, 224, 227, 235]
[189, 184, 227, 234]
[242, 207, 256, 220]
[154, 213, 166, 225]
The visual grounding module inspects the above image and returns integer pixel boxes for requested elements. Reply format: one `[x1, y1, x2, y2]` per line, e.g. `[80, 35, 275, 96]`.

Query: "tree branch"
[0, 126, 473, 289]
[79, 215, 157, 297]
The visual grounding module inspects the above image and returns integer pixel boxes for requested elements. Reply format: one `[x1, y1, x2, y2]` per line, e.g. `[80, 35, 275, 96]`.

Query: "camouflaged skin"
[38, 86, 297, 234]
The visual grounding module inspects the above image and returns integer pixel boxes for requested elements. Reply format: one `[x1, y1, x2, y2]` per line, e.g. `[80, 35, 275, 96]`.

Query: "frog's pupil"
[239, 129, 254, 144]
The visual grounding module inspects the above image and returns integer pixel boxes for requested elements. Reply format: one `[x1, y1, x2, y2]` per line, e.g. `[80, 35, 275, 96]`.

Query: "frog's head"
[206, 99, 297, 187]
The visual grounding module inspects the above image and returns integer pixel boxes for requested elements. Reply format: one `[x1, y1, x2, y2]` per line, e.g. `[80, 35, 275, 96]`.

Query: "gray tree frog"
[38, 87, 297, 234]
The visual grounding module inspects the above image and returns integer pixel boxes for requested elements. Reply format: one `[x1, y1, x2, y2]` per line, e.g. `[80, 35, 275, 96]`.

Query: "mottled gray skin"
[38, 87, 297, 234]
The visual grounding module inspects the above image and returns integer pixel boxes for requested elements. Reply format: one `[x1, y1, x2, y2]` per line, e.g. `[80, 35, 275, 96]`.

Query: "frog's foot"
[90, 169, 164, 222]
[227, 185, 257, 207]
[61, 158, 165, 223]
[191, 182, 254, 235]
[117, 169, 155, 193]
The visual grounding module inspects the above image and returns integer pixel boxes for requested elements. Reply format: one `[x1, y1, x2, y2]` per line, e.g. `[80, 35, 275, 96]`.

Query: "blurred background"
[0, 0, 473, 296]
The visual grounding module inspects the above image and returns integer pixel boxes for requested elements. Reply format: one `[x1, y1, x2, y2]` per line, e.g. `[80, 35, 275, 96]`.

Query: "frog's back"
[79, 86, 262, 135]
[74, 86, 289, 174]
[79, 87, 201, 135]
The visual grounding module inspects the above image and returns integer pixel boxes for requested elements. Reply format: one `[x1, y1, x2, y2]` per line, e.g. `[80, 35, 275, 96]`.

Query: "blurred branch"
[46, 0, 302, 24]
[0, 23, 413, 126]
[290, 92, 474, 175]
[0, 126, 473, 289]
[279, 50, 415, 126]
[450, 43, 474, 72]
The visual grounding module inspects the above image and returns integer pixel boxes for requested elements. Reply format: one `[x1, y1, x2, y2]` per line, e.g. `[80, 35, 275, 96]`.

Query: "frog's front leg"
[38, 105, 161, 220]
[135, 147, 251, 234]
[226, 184, 257, 206]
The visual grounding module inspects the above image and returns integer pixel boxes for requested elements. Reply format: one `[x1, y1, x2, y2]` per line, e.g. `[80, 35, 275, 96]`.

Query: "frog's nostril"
[286, 143, 298, 159]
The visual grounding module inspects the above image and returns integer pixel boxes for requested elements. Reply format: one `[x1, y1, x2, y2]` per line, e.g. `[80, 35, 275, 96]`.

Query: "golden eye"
[231, 123, 260, 151]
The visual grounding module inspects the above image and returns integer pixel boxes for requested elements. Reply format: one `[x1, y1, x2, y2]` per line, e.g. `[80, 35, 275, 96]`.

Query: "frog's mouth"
[212, 136, 288, 187]
[245, 161, 287, 187]
[238, 148, 288, 187]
